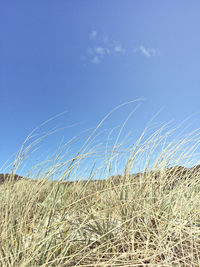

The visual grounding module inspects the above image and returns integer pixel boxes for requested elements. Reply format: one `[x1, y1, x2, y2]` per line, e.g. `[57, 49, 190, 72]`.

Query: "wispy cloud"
[85, 30, 125, 64]
[84, 31, 160, 64]
[134, 45, 159, 58]
[92, 56, 101, 64]
[89, 30, 97, 41]
[114, 44, 124, 53]
[87, 45, 110, 64]
[94, 46, 110, 55]
[139, 45, 151, 57]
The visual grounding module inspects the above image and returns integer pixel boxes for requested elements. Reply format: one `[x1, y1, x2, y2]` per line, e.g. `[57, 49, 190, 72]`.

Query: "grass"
[0, 103, 200, 266]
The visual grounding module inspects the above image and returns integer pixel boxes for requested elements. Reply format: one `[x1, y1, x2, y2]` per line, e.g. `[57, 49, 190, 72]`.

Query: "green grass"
[0, 103, 200, 266]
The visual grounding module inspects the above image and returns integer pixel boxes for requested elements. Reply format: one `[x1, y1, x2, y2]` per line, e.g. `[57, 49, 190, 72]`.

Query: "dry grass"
[0, 103, 200, 266]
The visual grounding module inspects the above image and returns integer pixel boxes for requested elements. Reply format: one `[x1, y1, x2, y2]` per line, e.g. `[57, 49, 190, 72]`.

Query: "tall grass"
[0, 103, 200, 266]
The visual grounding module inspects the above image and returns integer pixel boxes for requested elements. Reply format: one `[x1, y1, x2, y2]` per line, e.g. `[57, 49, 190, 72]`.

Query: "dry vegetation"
[0, 105, 200, 266]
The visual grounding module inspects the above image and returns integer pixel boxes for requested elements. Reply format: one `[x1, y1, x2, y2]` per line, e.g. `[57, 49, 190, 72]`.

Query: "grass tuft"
[1, 104, 200, 266]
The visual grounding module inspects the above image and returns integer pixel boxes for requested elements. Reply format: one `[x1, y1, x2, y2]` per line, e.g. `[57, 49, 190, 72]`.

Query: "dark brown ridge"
[0, 173, 27, 185]
[0, 164, 200, 186]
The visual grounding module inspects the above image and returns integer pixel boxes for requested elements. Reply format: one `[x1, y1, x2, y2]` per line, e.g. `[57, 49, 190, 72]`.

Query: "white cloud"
[89, 30, 97, 41]
[92, 56, 101, 64]
[84, 31, 126, 64]
[134, 45, 159, 58]
[139, 45, 151, 57]
[114, 44, 124, 53]
[84, 31, 159, 64]
[86, 46, 110, 64]
[94, 46, 110, 55]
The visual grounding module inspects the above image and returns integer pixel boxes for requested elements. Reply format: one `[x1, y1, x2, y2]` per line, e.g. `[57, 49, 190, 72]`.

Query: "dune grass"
[0, 104, 200, 266]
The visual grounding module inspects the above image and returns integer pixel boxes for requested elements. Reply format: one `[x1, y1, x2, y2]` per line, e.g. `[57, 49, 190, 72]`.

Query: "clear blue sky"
[1, 1, 200, 179]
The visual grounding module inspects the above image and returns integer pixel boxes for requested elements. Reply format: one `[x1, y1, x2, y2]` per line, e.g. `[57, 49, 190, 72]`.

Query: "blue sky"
[1, 1, 200, 179]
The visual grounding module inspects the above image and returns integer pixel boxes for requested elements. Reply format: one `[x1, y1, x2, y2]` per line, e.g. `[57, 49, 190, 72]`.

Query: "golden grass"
[0, 102, 200, 266]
